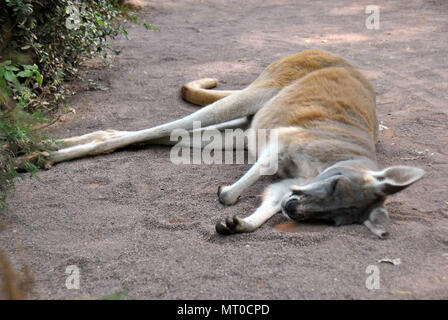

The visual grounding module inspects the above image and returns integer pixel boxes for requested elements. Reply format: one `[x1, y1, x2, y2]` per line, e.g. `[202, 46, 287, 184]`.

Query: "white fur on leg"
[218, 142, 281, 205]
[58, 129, 129, 148]
[47, 87, 278, 166]
[216, 180, 291, 234]
[150, 117, 250, 148]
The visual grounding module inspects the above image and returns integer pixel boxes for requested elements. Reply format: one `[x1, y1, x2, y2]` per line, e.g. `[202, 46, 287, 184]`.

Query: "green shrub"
[0, 59, 49, 209]
[0, 0, 155, 209]
[1, 0, 131, 107]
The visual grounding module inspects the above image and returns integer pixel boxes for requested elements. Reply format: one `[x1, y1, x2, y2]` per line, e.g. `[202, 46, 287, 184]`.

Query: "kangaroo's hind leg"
[149, 117, 251, 148]
[45, 85, 279, 167]
[55, 78, 238, 149]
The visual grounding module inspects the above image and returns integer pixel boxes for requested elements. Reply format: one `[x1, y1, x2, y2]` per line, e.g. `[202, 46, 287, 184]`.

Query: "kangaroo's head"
[280, 161, 425, 238]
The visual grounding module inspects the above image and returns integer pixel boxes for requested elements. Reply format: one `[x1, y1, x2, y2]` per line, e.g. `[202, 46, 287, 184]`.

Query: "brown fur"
[181, 78, 236, 106]
[121, 0, 147, 10]
[183, 50, 378, 156]
[250, 50, 377, 140]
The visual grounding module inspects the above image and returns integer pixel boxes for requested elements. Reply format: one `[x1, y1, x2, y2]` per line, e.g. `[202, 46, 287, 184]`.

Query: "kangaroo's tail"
[181, 78, 239, 106]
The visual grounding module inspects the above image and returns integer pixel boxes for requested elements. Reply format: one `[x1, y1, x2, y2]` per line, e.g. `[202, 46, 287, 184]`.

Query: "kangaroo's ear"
[372, 166, 425, 196]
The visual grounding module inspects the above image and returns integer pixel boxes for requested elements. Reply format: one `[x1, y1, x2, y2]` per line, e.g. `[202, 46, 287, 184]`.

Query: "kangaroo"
[38, 49, 424, 238]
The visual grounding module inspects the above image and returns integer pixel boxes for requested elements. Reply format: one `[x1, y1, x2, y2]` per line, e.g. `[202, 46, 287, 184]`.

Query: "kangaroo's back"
[252, 49, 377, 139]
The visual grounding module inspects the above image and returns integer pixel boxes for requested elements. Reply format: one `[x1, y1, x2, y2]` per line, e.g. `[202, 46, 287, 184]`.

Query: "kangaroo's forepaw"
[215, 214, 251, 235]
[364, 220, 389, 239]
[217, 185, 239, 206]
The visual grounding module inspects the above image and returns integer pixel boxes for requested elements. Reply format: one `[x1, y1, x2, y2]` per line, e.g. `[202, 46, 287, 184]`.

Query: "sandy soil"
[1, 0, 447, 299]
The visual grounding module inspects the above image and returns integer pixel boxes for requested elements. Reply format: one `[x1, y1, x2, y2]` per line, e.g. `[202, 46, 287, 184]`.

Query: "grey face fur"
[281, 162, 425, 237]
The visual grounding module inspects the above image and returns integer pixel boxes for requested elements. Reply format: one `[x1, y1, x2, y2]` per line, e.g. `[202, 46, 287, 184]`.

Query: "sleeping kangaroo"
[40, 49, 424, 238]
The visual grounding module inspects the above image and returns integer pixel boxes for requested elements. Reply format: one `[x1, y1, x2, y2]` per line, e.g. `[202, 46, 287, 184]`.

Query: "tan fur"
[184, 49, 378, 163]
[181, 78, 237, 106]
[121, 0, 147, 10]
[255, 50, 377, 137]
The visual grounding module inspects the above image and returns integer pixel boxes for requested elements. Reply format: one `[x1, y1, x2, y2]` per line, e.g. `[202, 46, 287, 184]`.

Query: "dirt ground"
[1, 0, 447, 299]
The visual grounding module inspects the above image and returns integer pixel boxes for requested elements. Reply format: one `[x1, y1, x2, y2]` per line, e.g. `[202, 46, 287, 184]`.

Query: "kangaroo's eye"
[329, 178, 340, 195]
[292, 189, 305, 196]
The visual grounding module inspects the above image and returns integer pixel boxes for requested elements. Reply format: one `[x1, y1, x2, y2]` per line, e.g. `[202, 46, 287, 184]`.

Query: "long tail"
[181, 78, 239, 106]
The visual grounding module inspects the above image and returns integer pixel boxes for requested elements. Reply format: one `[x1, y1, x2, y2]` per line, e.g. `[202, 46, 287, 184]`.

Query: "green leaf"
[6, 65, 20, 71]
[4, 71, 22, 91]
[17, 70, 34, 78]
[0, 61, 11, 67]
[36, 73, 43, 85]
[0, 76, 13, 96]
[3, 71, 16, 82]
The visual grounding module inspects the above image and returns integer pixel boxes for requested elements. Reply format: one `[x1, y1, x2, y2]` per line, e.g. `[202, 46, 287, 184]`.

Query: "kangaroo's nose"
[284, 198, 299, 218]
